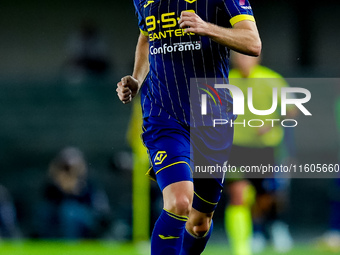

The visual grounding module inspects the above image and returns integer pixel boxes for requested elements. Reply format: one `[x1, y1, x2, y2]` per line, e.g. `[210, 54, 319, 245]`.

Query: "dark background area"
[0, 0, 339, 240]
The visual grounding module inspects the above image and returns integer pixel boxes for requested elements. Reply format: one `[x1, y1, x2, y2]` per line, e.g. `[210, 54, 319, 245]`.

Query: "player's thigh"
[190, 125, 233, 213]
[192, 178, 223, 214]
[142, 116, 193, 191]
[191, 125, 233, 174]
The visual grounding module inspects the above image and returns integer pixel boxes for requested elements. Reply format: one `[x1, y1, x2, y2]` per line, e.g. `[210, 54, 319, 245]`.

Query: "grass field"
[0, 240, 336, 255]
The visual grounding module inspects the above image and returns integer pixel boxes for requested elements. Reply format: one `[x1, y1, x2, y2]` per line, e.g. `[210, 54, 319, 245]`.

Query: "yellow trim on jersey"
[155, 161, 191, 175]
[146, 167, 156, 182]
[230, 14, 255, 27]
[164, 208, 189, 221]
[194, 191, 218, 205]
[142, 124, 156, 181]
[158, 234, 180, 239]
[143, 0, 154, 8]
[167, 214, 187, 222]
[140, 29, 148, 36]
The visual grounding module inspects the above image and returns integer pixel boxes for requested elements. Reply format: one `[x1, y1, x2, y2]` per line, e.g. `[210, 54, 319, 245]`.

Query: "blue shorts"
[142, 115, 233, 213]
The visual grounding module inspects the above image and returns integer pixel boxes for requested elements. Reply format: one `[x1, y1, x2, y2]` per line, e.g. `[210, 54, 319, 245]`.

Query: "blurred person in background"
[126, 97, 165, 243]
[36, 147, 111, 239]
[126, 96, 151, 242]
[224, 52, 297, 255]
[317, 86, 340, 252]
[0, 185, 21, 239]
[64, 19, 111, 84]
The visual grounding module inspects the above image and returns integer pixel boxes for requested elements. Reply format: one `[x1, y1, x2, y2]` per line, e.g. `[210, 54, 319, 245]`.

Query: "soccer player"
[117, 1, 261, 254]
[225, 52, 295, 255]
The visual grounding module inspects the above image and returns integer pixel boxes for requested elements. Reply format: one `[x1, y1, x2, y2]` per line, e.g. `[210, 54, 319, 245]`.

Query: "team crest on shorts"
[154, 151, 167, 165]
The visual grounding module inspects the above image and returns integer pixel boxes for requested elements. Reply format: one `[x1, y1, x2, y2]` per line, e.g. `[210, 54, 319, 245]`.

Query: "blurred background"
[0, 0, 340, 254]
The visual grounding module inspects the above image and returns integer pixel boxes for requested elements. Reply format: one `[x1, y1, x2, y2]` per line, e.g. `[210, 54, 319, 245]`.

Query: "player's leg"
[268, 178, 294, 253]
[180, 208, 214, 255]
[142, 116, 193, 255]
[250, 179, 272, 253]
[317, 178, 340, 251]
[151, 179, 193, 255]
[180, 178, 222, 255]
[163, 181, 193, 216]
[225, 180, 254, 255]
[329, 178, 340, 237]
[180, 124, 234, 254]
[149, 162, 193, 255]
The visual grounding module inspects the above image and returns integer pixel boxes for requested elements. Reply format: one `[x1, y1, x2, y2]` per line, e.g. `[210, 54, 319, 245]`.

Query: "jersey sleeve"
[222, 0, 255, 27]
[133, 0, 149, 36]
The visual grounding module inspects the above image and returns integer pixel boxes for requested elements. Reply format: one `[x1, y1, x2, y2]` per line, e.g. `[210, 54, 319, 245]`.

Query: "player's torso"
[141, 0, 227, 42]
[134, 0, 237, 126]
[136, 0, 231, 79]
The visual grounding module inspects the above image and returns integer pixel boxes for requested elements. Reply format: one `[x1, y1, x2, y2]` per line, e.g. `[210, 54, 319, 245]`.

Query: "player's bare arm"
[116, 33, 149, 104]
[178, 11, 261, 57]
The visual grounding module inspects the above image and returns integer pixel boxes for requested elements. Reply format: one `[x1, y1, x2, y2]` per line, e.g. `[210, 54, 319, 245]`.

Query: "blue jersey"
[134, 0, 254, 127]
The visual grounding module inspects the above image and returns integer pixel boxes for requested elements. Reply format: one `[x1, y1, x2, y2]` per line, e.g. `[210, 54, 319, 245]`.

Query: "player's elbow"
[247, 38, 262, 57]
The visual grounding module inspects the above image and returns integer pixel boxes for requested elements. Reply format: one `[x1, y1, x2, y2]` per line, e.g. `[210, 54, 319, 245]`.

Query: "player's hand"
[178, 11, 210, 36]
[116, 76, 139, 104]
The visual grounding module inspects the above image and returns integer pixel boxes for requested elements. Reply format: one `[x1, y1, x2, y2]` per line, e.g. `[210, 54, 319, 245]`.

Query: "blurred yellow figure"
[225, 52, 296, 255]
[127, 96, 150, 242]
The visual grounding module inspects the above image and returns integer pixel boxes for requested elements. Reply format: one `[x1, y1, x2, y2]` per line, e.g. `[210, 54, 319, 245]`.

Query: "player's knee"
[186, 211, 213, 237]
[174, 196, 192, 216]
[191, 218, 211, 237]
[163, 181, 193, 216]
[166, 196, 192, 216]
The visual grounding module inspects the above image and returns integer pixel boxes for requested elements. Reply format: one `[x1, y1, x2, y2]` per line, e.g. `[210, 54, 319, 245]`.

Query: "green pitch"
[0, 241, 334, 255]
